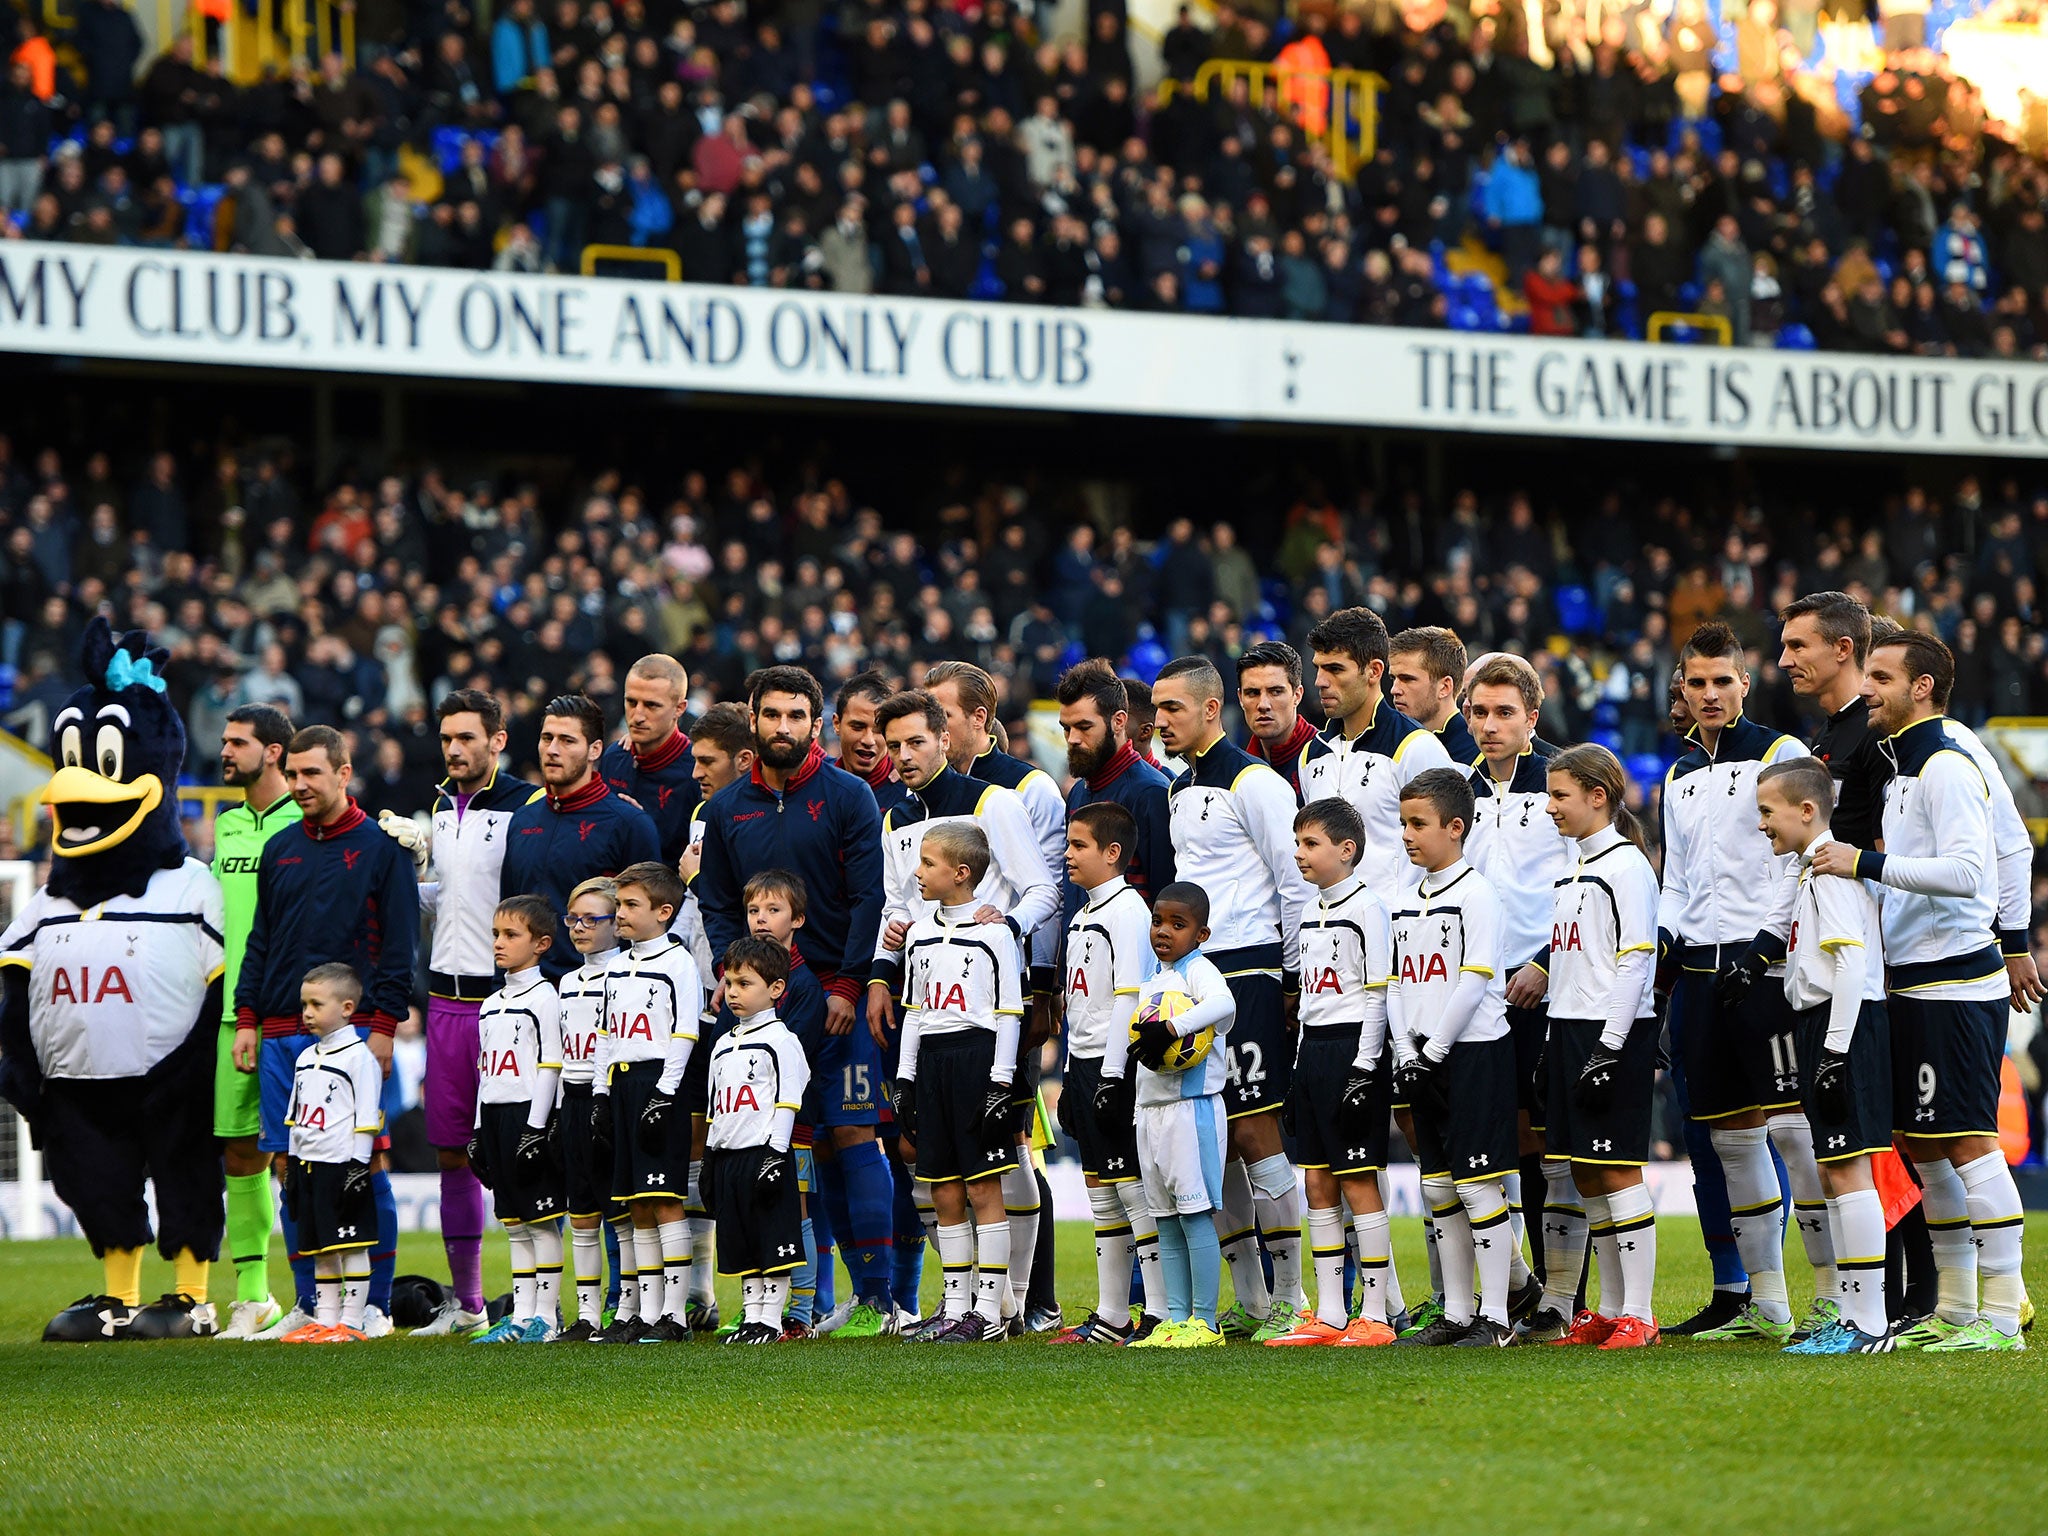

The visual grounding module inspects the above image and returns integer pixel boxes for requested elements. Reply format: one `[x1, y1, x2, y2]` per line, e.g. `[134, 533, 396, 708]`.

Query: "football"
[1130, 991, 1213, 1072]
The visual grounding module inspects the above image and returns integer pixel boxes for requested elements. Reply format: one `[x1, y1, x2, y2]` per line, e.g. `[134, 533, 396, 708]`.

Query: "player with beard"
[211, 704, 299, 1338]
[834, 670, 907, 817]
[1057, 658, 1173, 907]
[599, 655, 700, 866]
[1237, 642, 1318, 798]
[498, 694, 661, 978]
[695, 667, 889, 1329]
[1389, 627, 1479, 765]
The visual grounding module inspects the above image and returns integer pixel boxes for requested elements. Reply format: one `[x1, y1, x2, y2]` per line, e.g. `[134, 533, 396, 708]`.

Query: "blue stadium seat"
[432, 126, 469, 173]
[1554, 584, 1595, 635]
[1592, 700, 1621, 731]
[182, 184, 225, 246]
[0, 663, 14, 709]
[1127, 639, 1168, 683]
[1777, 323, 1816, 350]
[1589, 727, 1625, 754]
[1058, 641, 1086, 670]
[1627, 753, 1670, 790]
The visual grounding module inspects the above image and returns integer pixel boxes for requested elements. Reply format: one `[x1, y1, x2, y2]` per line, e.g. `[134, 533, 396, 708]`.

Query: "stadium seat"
[1553, 585, 1596, 635]
[1127, 639, 1168, 683]
[182, 184, 226, 247]
[1589, 727, 1625, 754]
[1627, 753, 1670, 789]
[1777, 324, 1816, 350]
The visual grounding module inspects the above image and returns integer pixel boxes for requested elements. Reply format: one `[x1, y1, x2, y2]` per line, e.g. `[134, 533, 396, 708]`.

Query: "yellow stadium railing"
[170, 0, 356, 83]
[1158, 60, 1384, 179]
[580, 245, 681, 281]
[1646, 311, 1733, 345]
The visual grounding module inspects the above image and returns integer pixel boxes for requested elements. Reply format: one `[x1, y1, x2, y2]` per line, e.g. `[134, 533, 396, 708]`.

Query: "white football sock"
[973, 1216, 1011, 1324]
[1003, 1163, 1041, 1313]
[1376, 1170, 1408, 1316]
[1958, 1151, 2025, 1334]
[937, 1222, 973, 1319]
[1307, 1205, 1348, 1328]
[1089, 1184, 1135, 1329]
[1770, 1114, 1835, 1304]
[572, 1224, 604, 1327]
[341, 1253, 369, 1330]
[1460, 1178, 1513, 1326]
[632, 1223, 663, 1322]
[1713, 1124, 1789, 1322]
[1583, 1193, 1622, 1319]
[1116, 1179, 1165, 1322]
[530, 1219, 563, 1327]
[508, 1224, 537, 1323]
[315, 1253, 343, 1328]
[1915, 1159, 1978, 1326]
[609, 1214, 640, 1322]
[1606, 1181, 1657, 1323]
[1249, 1154, 1303, 1309]
[658, 1218, 691, 1321]
[1424, 1177, 1475, 1325]
[686, 1159, 715, 1305]
[1538, 1160, 1586, 1318]
[1351, 1206, 1391, 1323]
[762, 1273, 789, 1326]
[1828, 1189, 1887, 1337]
[741, 1276, 766, 1326]
[1219, 1160, 1270, 1318]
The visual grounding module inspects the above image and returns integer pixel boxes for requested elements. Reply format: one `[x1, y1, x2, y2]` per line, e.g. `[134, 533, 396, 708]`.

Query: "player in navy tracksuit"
[236, 729, 419, 1329]
[500, 767, 662, 979]
[695, 744, 885, 1012]
[600, 655, 701, 866]
[695, 670, 889, 1324]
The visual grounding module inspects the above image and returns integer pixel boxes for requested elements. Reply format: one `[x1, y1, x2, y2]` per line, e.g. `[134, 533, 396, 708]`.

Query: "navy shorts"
[1889, 992, 2004, 1138]
[1220, 971, 1289, 1120]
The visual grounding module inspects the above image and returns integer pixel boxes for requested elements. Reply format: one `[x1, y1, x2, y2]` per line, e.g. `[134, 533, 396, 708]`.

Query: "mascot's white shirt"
[0, 858, 224, 1079]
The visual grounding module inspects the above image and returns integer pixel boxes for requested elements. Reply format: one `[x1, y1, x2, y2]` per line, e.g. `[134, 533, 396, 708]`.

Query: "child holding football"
[1121, 882, 1236, 1350]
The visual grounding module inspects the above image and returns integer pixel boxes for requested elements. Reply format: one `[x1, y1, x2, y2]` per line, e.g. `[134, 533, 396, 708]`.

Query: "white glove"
[377, 809, 431, 874]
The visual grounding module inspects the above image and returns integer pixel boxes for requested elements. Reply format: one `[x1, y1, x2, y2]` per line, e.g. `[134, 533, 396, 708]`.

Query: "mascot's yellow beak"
[41, 767, 164, 860]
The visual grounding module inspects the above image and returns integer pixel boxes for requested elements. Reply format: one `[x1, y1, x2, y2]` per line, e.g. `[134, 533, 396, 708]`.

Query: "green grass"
[0, 1217, 2043, 1535]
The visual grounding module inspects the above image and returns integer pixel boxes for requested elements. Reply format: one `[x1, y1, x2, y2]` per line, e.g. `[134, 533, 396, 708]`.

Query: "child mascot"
[1, 619, 228, 1340]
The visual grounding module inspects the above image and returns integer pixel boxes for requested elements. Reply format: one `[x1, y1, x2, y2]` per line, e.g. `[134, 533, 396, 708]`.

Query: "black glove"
[589, 1096, 613, 1164]
[755, 1148, 791, 1207]
[1396, 1054, 1451, 1123]
[1715, 953, 1767, 1012]
[1093, 1072, 1133, 1132]
[981, 1081, 1014, 1146]
[466, 1130, 493, 1189]
[890, 1080, 917, 1143]
[1574, 1044, 1623, 1114]
[1131, 1014, 1175, 1071]
[280, 1158, 303, 1221]
[516, 1125, 551, 1175]
[341, 1158, 374, 1224]
[1056, 1077, 1078, 1138]
[637, 1088, 675, 1157]
[1812, 1047, 1852, 1124]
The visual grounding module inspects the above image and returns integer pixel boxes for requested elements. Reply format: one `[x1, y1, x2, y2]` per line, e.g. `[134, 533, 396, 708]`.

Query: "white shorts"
[1138, 1094, 1226, 1219]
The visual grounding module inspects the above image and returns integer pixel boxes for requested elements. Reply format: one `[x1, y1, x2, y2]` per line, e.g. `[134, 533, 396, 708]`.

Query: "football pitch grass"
[1, 1216, 2043, 1536]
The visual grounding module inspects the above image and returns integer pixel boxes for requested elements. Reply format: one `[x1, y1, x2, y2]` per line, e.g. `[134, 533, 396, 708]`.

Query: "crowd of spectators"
[3, 0, 2047, 355]
[4, 421, 2047, 826]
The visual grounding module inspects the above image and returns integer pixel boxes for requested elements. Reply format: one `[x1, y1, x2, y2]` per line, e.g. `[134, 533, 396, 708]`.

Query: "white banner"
[3, 240, 2046, 455]
[0, 1163, 1701, 1239]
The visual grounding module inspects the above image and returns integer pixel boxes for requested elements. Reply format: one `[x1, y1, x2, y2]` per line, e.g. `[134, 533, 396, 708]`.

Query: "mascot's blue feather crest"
[46, 617, 190, 908]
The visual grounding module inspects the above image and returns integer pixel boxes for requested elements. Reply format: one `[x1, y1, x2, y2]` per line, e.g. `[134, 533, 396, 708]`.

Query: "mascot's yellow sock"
[173, 1249, 210, 1304]
[104, 1247, 143, 1307]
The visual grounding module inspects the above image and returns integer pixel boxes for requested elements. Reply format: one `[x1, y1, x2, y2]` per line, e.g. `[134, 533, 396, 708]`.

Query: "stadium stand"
[0, 0, 2045, 355]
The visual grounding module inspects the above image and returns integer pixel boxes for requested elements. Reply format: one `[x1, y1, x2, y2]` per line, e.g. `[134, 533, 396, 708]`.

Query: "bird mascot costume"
[1, 619, 228, 1340]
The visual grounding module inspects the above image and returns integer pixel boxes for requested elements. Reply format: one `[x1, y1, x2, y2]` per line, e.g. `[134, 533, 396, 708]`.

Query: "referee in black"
[1777, 590, 1932, 1325]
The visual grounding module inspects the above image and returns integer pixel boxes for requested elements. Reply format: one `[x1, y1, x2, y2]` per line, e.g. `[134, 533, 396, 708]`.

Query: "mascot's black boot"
[127, 1293, 220, 1339]
[43, 1295, 137, 1342]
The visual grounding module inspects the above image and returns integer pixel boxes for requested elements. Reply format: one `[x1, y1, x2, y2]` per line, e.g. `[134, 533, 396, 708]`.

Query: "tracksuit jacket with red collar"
[499, 773, 662, 978]
[234, 802, 420, 1038]
[600, 728, 700, 866]
[693, 741, 884, 1005]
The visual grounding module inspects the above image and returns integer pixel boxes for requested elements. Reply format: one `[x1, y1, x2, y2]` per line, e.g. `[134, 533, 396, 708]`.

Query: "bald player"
[600, 655, 700, 866]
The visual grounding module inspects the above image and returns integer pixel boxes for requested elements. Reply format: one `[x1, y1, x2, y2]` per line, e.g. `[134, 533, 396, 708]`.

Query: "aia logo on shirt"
[1307, 966, 1345, 994]
[712, 1081, 761, 1114]
[342, 848, 362, 872]
[1068, 966, 1090, 997]
[1399, 952, 1449, 984]
[482, 1047, 521, 1076]
[920, 980, 969, 1011]
[1788, 920, 1800, 954]
[1553, 921, 1584, 952]
[49, 964, 133, 1005]
[614, 1011, 654, 1041]
[300, 1103, 327, 1130]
